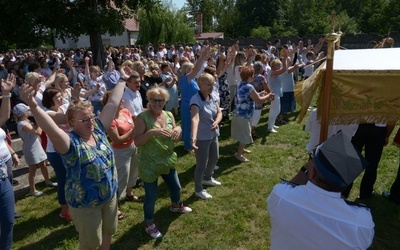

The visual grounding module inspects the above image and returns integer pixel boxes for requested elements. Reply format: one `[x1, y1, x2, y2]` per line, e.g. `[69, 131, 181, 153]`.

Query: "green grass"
[13, 109, 400, 249]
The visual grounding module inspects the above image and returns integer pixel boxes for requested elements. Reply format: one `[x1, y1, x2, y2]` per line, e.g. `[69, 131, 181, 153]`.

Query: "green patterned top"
[137, 110, 177, 182]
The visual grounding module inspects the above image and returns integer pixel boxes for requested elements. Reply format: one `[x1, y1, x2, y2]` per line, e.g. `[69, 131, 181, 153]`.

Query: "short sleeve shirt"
[251, 74, 266, 110]
[190, 91, 220, 141]
[61, 119, 117, 208]
[122, 87, 143, 117]
[87, 77, 107, 102]
[233, 82, 255, 119]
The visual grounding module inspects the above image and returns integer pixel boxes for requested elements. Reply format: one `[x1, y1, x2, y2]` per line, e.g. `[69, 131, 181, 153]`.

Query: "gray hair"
[253, 61, 264, 74]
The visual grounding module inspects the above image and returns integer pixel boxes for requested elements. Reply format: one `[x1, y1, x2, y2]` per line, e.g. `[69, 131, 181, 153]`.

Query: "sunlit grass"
[13, 108, 400, 249]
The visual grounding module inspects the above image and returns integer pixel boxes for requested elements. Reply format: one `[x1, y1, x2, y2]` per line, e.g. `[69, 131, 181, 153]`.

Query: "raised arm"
[0, 74, 15, 126]
[271, 54, 288, 77]
[188, 45, 211, 82]
[217, 45, 237, 78]
[19, 84, 70, 154]
[98, 66, 129, 130]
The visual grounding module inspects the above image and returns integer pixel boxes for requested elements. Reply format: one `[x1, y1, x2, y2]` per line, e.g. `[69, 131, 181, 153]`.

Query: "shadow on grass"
[14, 208, 76, 250]
[354, 195, 400, 249]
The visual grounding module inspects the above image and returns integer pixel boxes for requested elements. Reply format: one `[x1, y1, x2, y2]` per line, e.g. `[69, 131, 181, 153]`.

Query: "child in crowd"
[14, 103, 57, 197]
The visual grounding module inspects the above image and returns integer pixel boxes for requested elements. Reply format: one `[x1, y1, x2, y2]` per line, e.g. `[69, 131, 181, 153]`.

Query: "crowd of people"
[0, 38, 399, 249]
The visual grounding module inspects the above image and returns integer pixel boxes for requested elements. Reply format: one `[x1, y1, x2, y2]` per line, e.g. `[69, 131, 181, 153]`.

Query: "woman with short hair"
[231, 66, 275, 162]
[19, 66, 132, 250]
[134, 87, 192, 239]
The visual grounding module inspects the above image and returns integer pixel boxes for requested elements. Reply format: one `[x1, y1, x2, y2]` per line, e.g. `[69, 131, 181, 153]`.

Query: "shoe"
[29, 191, 43, 197]
[14, 213, 23, 219]
[235, 153, 249, 162]
[202, 177, 221, 186]
[273, 125, 279, 129]
[170, 202, 192, 214]
[214, 165, 220, 170]
[251, 133, 259, 139]
[59, 211, 73, 221]
[278, 119, 287, 124]
[12, 180, 19, 186]
[382, 191, 390, 199]
[125, 195, 143, 202]
[195, 189, 213, 199]
[359, 191, 376, 199]
[268, 128, 278, 133]
[117, 211, 124, 220]
[145, 223, 163, 239]
[243, 148, 251, 154]
[133, 179, 143, 188]
[46, 182, 58, 187]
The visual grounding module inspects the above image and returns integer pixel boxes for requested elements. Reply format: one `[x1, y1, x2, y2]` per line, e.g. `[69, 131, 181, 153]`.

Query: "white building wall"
[54, 30, 138, 49]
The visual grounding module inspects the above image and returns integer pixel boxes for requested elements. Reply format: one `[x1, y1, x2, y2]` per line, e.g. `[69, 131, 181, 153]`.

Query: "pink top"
[109, 108, 134, 149]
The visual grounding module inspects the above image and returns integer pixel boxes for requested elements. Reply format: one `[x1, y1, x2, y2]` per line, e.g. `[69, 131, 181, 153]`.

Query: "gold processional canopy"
[296, 48, 400, 125]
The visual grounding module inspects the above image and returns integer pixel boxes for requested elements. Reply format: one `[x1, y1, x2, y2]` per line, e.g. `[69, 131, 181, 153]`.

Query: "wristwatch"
[300, 166, 308, 175]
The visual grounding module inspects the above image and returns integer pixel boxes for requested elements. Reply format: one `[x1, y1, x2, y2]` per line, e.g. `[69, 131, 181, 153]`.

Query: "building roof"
[195, 32, 224, 40]
[124, 18, 139, 32]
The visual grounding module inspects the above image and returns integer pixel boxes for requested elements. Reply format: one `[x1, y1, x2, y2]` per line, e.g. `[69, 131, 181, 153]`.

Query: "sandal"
[126, 195, 143, 202]
[117, 211, 124, 220]
[235, 153, 250, 162]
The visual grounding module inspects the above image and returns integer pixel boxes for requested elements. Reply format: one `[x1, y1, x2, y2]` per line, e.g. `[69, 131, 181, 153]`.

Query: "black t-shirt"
[140, 75, 163, 107]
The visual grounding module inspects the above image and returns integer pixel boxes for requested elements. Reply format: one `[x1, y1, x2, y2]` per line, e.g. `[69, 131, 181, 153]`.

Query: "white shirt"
[305, 108, 357, 152]
[267, 181, 374, 250]
[122, 87, 143, 117]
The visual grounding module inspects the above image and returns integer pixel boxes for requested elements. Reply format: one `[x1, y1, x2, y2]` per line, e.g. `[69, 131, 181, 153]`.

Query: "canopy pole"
[320, 12, 340, 143]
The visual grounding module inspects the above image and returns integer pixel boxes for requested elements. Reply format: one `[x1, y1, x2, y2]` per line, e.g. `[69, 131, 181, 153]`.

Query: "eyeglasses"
[149, 98, 165, 104]
[75, 116, 96, 123]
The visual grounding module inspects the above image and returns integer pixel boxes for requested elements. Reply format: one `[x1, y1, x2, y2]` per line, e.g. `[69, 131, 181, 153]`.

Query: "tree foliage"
[184, 0, 215, 32]
[136, 2, 195, 44]
[0, 0, 399, 58]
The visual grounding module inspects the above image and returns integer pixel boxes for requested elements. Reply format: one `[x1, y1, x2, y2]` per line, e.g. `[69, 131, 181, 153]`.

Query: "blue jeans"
[47, 152, 67, 205]
[143, 168, 181, 224]
[0, 178, 14, 250]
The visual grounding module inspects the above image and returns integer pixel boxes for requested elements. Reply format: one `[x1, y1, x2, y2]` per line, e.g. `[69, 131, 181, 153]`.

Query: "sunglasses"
[75, 115, 96, 124]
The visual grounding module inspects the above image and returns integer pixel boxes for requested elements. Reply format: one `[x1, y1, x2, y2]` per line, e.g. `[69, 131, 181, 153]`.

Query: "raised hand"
[1, 73, 16, 93]
[19, 84, 38, 108]
[120, 66, 132, 79]
[71, 82, 81, 100]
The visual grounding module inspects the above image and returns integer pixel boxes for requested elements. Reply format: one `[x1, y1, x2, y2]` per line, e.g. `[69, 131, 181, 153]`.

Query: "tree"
[213, 0, 239, 38]
[184, 0, 215, 32]
[250, 26, 271, 38]
[136, 2, 195, 44]
[232, 0, 288, 36]
[0, 0, 155, 68]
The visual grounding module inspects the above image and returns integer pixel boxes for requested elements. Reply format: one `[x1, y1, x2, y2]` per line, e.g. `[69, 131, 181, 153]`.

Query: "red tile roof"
[124, 18, 139, 32]
[195, 32, 224, 40]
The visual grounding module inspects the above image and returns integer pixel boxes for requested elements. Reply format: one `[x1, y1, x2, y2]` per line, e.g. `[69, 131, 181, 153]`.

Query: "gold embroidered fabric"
[296, 50, 400, 125]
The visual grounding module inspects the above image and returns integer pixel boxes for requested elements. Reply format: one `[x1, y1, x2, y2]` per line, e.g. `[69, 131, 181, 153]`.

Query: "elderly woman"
[231, 66, 275, 162]
[0, 74, 16, 250]
[251, 61, 271, 137]
[134, 87, 192, 239]
[267, 49, 288, 133]
[179, 46, 211, 152]
[19, 67, 131, 250]
[190, 73, 222, 199]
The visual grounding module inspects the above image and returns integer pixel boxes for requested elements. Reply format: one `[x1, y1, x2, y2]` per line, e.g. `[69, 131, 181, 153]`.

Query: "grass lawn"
[13, 108, 400, 249]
